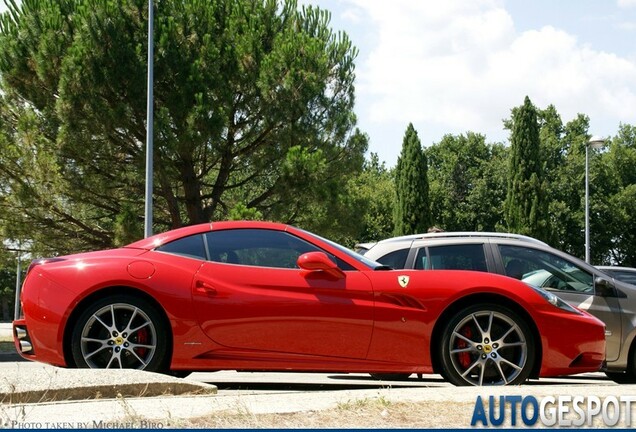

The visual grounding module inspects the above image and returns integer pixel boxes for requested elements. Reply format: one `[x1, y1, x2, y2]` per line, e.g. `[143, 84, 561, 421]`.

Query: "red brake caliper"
[457, 326, 473, 369]
[136, 328, 148, 358]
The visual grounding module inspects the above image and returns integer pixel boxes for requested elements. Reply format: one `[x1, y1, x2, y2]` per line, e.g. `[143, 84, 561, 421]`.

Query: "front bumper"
[536, 308, 606, 377]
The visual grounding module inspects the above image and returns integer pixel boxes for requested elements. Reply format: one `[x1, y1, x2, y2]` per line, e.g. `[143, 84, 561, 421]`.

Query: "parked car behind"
[597, 266, 636, 287]
[362, 232, 636, 384]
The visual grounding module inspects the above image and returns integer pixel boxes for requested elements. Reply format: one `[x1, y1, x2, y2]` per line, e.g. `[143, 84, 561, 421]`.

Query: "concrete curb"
[0, 363, 216, 404]
[0, 323, 218, 405]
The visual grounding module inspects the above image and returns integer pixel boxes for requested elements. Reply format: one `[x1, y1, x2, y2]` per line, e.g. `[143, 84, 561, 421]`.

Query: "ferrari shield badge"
[398, 275, 410, 288]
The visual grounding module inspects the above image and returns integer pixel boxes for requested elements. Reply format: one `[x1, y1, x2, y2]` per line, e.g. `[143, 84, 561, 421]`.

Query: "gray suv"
[361, 232, 636, 384]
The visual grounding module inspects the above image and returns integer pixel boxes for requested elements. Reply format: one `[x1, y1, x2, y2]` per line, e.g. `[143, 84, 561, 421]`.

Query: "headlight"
[528, 284, 582, 315]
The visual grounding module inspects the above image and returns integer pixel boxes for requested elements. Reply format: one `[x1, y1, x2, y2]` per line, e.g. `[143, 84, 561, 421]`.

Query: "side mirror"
[595, 277, 615, 297]
[297, 252, 345, 279]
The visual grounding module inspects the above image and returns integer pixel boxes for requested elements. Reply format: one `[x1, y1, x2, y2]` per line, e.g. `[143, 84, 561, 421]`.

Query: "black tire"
[71, 294, 170, 372]
[605, 371, 636, 384]
[605, 343, 636, 384]
[369, 373, 412, 381]
[439, 303, 535, 386]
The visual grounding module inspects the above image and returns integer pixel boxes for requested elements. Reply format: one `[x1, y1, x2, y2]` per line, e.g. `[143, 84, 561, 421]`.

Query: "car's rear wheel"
[440, 304, 534, 386]
[71, 294, 169, 372]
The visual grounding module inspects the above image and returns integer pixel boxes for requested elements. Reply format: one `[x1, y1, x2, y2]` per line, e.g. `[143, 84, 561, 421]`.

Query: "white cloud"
[335, 0, 636, 162]
[618, 0, 636, 8]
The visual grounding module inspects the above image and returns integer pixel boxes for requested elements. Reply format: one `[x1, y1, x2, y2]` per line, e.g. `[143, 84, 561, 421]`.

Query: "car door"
[496, 244, 622, 361]
[192, 228, 375, 359]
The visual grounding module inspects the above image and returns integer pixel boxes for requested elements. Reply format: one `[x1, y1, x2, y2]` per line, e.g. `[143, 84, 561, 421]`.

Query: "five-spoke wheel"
[71, 295, 169, 372]
[440, 304, 534, 386]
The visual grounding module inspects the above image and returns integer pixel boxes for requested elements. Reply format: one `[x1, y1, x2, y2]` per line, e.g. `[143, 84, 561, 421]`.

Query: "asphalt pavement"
[2, 321, 636, 428]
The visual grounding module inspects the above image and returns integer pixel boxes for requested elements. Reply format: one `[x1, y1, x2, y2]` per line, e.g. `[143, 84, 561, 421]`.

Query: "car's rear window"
[156, 234, 207, 260]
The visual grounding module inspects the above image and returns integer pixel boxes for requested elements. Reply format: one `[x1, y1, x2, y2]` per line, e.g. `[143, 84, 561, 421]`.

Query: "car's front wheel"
[605, 370, 636, 384]
[70, 294, 169, 372]
[440, 304, 535, 386]
[605, 342, 636, 384]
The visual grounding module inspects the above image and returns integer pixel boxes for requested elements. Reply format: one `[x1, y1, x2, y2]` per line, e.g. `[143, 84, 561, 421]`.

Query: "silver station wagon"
[361, 232, 636, 384]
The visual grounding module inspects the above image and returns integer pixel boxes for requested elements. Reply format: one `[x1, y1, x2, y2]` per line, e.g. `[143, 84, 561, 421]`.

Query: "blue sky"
[2, 1, 635, 167]
[308, 0, 636, 166]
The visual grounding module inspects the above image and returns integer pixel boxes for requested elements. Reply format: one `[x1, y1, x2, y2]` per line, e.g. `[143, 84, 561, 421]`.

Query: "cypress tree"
[394, 123, 431, 236]
[504, 96, 547, 240]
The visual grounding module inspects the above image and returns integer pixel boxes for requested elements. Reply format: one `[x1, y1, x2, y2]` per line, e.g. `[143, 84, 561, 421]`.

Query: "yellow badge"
[398, 275, 410, 288]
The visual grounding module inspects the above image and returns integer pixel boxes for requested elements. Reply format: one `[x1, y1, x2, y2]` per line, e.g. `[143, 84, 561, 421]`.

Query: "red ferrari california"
[14, 221, 605, 386]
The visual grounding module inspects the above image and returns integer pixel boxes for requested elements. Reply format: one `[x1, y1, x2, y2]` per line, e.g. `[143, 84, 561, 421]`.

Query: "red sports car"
[14, 221, 605, 386]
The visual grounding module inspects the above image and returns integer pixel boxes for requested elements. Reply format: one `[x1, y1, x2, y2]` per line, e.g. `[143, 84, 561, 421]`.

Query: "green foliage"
[609, 124, 636, 186]
[114, 205, 145, 246]
[0, 262, 16, 295]
[427, 133, 506, 232]
[602, 124, 636, 265]
[0, 248, 20, 321]
[540, 114, 590, 255]
[504, 96, 548, 241]
[393, 123, 430, 236]
[0, 0, 364, 254]
[538, 105, 566, 175]
[345, 153, 394, 243]
[285, 129, 367, 246]
[1, 0, 636, 266]
[227, 203, 263, 221]
[609, 184, 636, 265]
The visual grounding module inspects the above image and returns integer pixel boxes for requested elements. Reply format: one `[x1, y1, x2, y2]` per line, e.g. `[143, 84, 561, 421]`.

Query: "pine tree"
[0, 0, 364, 253]
[504, 96, 548, 240]
[394, 123, 431, 236]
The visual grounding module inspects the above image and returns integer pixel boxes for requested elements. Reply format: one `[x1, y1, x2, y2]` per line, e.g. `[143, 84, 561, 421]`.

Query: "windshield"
[297, 228, 384, 270]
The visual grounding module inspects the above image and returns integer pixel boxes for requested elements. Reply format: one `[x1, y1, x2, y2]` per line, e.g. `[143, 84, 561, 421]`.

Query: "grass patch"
[165, 398, 477, 429]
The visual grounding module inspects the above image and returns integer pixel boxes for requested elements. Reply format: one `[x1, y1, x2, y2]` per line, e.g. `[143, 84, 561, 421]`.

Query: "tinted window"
[375, 248, 409, 269]
[156, 234, 207, 260]
[415, 244, 487, 272]
[499, 245, 593, 294]
[604, 269, 636, 286]
[204, 229, 352, 270]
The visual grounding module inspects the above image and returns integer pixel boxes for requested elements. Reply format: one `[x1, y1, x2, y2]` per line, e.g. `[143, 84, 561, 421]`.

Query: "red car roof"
[125, 221, 290, 250]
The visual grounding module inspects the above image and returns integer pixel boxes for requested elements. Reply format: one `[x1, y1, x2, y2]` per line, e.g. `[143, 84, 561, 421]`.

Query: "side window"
[415, 248, 427, 270]
[375, 248, 409, 269]
[155, 234, 207, 260]
[205, 229, 352, 270]
[605, 270, 636, 286]
[499, 245, 593, 294]
[416, 244, 488, 272]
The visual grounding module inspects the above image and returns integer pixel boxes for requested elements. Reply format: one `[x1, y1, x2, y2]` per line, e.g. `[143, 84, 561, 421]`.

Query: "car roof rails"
[378, 232, 548, 246]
